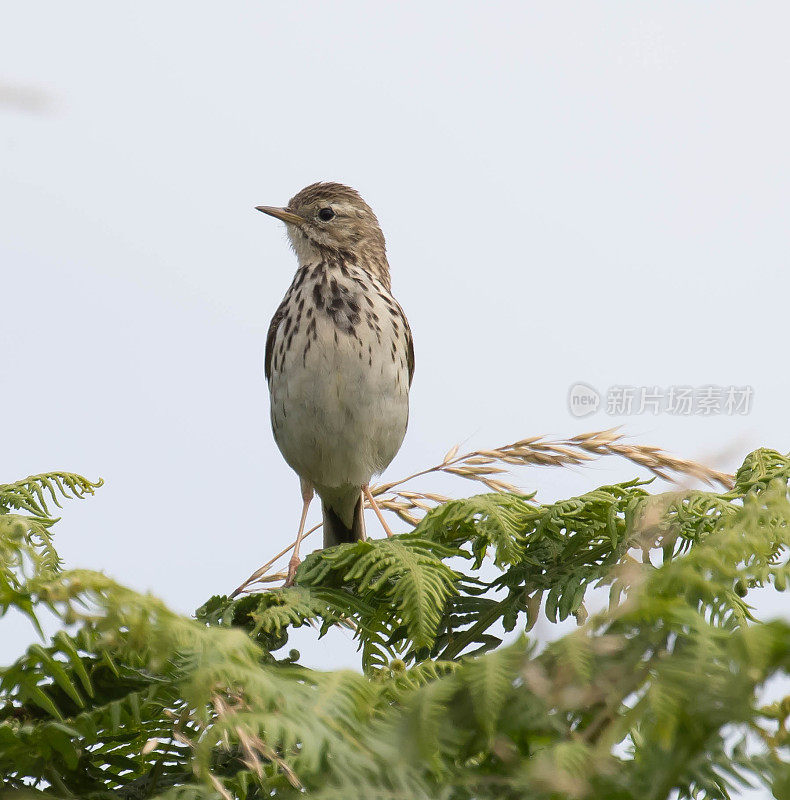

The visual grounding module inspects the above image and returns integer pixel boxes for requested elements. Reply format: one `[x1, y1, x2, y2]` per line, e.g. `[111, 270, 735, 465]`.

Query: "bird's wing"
[404, 311, 415, 387]
[264, 299, 288, 382]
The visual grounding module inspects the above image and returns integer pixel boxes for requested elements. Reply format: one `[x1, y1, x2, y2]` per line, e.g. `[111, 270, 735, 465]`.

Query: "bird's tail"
[322, 494, 366, 547]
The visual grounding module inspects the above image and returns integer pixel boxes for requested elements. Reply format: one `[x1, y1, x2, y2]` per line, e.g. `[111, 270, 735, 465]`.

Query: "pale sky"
[2, 0, 789, 708]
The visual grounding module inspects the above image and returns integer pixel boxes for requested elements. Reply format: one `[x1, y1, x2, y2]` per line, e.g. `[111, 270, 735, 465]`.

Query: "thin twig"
[231, 523, 321, 597]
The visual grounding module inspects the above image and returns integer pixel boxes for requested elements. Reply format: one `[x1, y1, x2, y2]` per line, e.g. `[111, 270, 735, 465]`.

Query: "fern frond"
[0, 472, 102, 518]
[299, 536, 463, 655]
[461, 638, 529, 740]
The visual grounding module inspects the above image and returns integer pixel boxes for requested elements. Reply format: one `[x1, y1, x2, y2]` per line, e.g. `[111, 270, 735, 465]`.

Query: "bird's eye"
[317, 207, 335, 222]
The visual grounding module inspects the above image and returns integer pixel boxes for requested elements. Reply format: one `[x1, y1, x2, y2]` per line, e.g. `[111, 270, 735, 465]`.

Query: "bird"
[256, 182, 414, 584]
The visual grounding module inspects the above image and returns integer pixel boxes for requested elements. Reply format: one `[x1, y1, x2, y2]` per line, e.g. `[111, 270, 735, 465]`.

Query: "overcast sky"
[2, 1, 789, 696]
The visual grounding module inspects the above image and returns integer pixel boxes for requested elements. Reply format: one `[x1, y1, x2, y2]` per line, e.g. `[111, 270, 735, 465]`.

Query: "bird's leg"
[286, 479, 314, 585]
[363, 484, 395, 538]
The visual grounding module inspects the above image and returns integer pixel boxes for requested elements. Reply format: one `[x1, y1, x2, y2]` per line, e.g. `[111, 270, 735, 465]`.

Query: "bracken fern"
[1, 446, 789, 799]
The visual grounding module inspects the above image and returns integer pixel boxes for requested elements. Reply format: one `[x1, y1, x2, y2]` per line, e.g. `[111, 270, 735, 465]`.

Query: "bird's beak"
[255, 206, 305, 225]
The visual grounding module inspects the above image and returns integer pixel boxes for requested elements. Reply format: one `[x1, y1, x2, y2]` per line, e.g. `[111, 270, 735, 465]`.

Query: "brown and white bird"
[257, 183, 414, 583]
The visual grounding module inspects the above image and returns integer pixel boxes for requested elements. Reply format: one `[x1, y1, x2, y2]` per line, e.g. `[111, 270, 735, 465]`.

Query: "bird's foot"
[285, 554, 301, 587]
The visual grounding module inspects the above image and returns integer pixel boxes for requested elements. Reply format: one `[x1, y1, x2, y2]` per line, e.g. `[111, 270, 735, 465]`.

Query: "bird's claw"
[285, 555, 301, 587]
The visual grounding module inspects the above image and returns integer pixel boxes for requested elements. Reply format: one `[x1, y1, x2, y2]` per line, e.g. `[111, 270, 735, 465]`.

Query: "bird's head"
[257, 182, 390, 287]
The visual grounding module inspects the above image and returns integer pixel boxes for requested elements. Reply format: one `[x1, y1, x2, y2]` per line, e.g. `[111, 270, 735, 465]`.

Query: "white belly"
[268, 276, 410, 493]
